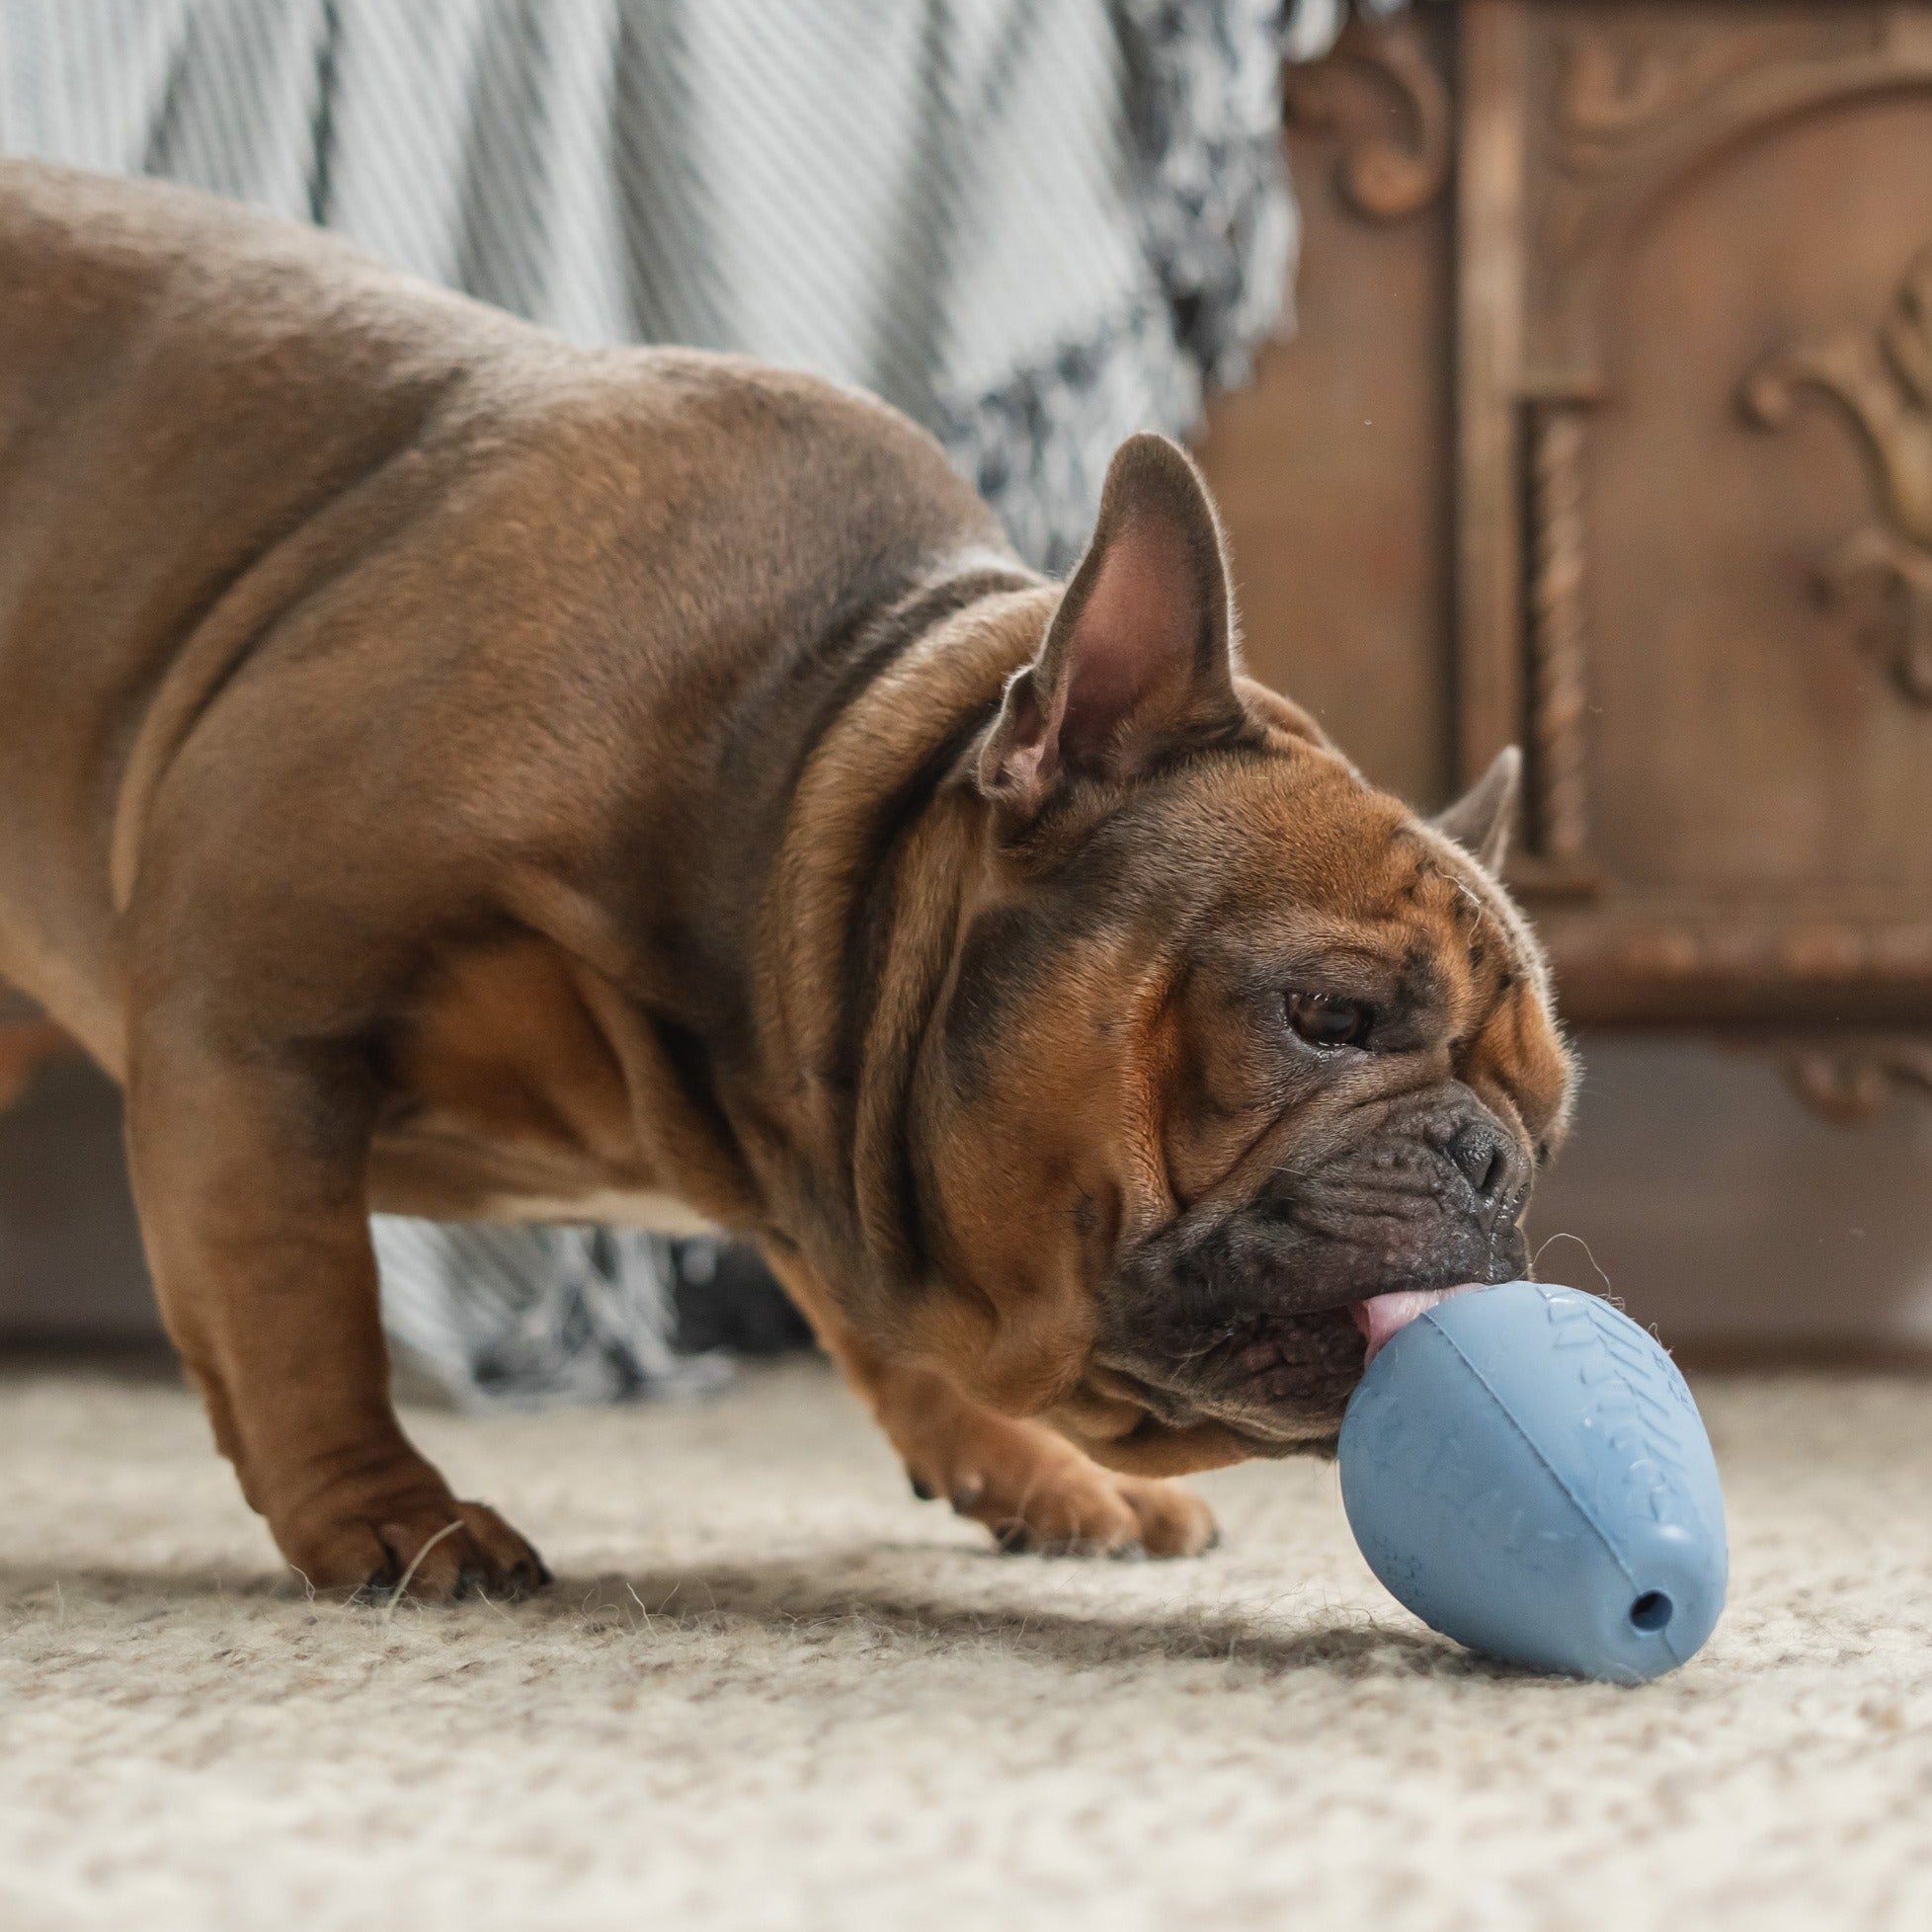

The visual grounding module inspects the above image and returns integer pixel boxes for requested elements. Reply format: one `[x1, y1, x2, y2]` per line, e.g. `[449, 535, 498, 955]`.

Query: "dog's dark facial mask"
[1083, 775, 1565, 1462]
[913, 434, 1574, 1472]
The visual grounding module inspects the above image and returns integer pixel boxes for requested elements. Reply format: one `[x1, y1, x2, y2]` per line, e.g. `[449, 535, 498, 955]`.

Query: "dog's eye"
[1285, 991, 1373, 1050]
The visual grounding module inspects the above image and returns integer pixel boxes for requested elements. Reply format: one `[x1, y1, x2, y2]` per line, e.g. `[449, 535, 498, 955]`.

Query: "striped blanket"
[3, 0, 1396, 1404]
[0, 0, 1402, 565]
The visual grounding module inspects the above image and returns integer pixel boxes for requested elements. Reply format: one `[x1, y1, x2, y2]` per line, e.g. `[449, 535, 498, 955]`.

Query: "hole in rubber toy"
[1628, 1590, 1673, 1633]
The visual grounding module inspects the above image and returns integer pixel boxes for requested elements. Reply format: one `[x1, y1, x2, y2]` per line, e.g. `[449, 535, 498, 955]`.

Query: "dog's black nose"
[1446, 1121, 1515, 1223]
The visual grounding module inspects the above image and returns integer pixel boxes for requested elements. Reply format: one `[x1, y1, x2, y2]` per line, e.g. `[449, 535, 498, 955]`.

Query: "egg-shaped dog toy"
[1337, 1282, 1727, 1683]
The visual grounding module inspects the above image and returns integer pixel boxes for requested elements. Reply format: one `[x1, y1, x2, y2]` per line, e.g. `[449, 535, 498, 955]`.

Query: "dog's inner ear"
[1431, 746, 1522, 872]
[979, 433, 1244, 815]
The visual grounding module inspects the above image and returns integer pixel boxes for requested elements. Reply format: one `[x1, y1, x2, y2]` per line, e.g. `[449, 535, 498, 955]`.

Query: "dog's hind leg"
[123, 1009, 549, 1601]
[761, 1248, 1217, 1560]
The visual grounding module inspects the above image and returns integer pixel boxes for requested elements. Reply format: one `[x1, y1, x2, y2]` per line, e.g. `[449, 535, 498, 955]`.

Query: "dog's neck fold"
[753, 577, 1054, 1325]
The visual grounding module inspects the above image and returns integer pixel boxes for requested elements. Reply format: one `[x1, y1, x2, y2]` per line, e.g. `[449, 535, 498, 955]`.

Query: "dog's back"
[0, 164, 513, 1024]
[0, 163, 1013, 1065]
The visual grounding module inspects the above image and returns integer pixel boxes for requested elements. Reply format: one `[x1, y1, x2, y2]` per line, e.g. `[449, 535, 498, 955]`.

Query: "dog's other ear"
[1432, 746, 1521, 872]
[978, 433, 1245, 817]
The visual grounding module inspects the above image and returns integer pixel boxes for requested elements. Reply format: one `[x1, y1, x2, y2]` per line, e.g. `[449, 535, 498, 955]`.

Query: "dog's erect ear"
[978, 434, 1245, 816]
[1432, 746, 1521, 872]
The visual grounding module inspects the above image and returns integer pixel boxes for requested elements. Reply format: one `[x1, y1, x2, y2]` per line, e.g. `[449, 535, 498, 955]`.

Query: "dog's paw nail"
[992, 1521, 1032, 1554]
[1110, 1541, 1149, 1563]
[909, 1475, 937, 1502]
[949, 1483, 984, 1514]
[1204, 1525, 1223, 1553]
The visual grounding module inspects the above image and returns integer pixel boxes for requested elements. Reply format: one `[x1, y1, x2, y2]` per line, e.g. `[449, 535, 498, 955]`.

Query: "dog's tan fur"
[0, 164, 1571, 1595]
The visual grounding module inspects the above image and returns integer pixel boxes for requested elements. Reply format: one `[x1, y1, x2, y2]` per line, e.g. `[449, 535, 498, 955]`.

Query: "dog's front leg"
[761, 1248, 1217, 1559]
[124, 1016, 548, 1600]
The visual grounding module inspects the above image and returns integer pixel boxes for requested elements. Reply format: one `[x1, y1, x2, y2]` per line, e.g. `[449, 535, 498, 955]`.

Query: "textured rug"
[1, 1359, 1927, 1931]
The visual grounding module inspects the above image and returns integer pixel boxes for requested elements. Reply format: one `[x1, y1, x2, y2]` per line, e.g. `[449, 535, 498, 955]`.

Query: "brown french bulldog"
[0, 163, 1573, 1597]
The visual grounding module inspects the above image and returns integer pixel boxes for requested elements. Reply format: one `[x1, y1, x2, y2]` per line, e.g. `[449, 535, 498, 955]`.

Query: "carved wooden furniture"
[1201, 0, 1932, 1118]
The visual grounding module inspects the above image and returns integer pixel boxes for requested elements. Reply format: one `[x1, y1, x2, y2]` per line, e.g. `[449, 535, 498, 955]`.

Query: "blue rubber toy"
[1337, 1281, 1727, 1683]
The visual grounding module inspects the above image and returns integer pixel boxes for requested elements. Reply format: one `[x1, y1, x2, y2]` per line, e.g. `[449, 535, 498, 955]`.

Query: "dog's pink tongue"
[1350, 1285, 1483, 1367]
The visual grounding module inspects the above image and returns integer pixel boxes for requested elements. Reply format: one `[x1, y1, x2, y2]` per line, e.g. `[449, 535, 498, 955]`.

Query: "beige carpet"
[1, 1359, 1927, 1932]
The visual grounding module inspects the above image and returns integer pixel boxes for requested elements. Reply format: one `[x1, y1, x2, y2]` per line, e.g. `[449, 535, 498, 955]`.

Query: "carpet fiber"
[2, 1359, 1927, 1930]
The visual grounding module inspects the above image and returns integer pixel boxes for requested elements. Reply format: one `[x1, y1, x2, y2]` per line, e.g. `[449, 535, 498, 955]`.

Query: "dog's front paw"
[276, 1490, 551, 1602]
[907, 1413, 1217, 1560]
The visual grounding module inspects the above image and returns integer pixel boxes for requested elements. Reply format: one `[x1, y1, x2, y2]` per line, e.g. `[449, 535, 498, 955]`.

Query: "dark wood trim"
[1454, 0, 1532, 795]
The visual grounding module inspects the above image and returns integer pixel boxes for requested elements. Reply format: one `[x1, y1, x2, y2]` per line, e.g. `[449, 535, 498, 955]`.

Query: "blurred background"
[2, 0, 1929, 1389]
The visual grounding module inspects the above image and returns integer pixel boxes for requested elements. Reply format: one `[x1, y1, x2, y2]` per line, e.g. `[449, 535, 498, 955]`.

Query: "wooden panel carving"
[1784, 1035, 1932, 1121]
[1542, 911, 1932, 1017]
[1523, 7, 1932, 395]
[1555, 19, 1861, 144]
[1741, 245, 1932, 705]
[1457, 0, 1932, 1034]
[1525, 402, 1594, 867]
[1282, 15, 1452, 220]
